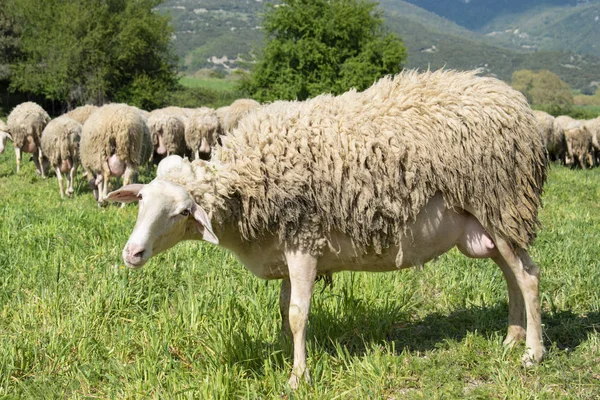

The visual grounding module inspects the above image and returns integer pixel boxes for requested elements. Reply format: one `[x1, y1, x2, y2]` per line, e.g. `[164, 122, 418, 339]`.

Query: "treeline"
[0, 0, 180, 115]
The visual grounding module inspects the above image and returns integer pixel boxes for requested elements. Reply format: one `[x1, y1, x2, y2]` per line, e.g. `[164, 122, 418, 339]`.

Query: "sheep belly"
[231, 195, 497, 279]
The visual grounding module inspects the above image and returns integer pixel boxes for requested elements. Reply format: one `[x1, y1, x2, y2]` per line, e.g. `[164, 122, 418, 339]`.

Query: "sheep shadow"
[220, 301, 600, 374]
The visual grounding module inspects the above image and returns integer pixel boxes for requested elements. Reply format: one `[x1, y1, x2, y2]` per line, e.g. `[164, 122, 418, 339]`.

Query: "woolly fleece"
[7, 102, 51, 149]
[40, 116, 82, 167]
[164, 70, 548, 254]
[80, 103, 147, 173]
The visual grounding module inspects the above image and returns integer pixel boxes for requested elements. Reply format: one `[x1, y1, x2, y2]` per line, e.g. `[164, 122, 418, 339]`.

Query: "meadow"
[0, 143, 599, 399]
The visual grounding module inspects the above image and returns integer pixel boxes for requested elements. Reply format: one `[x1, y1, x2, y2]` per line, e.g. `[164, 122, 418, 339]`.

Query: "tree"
[5, 0, 178, 110]
[240, 0, 407, 102]
[511, 69, 573, 113]
[0, 0, 20, 82]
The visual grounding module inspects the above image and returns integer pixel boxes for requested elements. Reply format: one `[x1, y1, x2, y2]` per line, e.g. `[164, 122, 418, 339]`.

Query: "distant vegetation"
[239, 0, 406, 102]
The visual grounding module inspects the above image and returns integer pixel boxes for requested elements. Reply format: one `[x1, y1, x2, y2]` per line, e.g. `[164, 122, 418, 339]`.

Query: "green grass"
[179, 76, 239, 92]
[1, 144, 599, 398]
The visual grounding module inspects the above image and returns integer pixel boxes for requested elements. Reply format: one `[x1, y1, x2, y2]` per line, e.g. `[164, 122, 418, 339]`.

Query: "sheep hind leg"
[120, 165, 136, 208]
[55, 167, 65, 198]
[493, 256, 526, 346]
[279, 278, 292, 339]
[494, 235, 545, 367]
[38, 148, 46, 178]
[66, 162, 77, 197]
[15, 147, 21, 173]
[285, 249, 317, 389]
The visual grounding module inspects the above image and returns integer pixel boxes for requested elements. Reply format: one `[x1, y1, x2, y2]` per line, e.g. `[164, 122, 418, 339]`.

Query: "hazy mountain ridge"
[157, 0, 600, 92]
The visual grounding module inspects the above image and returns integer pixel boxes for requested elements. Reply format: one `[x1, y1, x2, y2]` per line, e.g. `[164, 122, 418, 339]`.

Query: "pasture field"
[179, 76, 239, 92]
[0, 143, 599, 399]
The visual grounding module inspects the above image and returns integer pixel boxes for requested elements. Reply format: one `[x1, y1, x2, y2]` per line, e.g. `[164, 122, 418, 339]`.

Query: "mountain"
[402, 0, 600, 57]
[156, 0, 600, 92]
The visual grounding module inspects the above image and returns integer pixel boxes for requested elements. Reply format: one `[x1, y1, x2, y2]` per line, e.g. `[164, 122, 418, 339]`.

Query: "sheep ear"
[107, 184, 144, 203]
[192, 203, 219, 245]
[5, 132, 12, 141]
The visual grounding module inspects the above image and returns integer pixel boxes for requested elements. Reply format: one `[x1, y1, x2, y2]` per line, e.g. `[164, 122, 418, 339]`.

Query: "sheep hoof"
[521, 346, 545, 368]
[288, 370, 311, 390]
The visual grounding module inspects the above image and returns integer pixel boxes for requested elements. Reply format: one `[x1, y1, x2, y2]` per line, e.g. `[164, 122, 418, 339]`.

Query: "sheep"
[563, 121, 594, 169]
[583, 117, 600, 165]
[6, 102, 51, 176]
[40, 116, 82, 198]
[184, 107, 221, 160]
[80, 103, 149, 205]
[147, 111, 186, 160]
[64, 105, 99, 125]
[553, 115, 580, 166]
[532, 110, 563, 162]
[215, 105, 230, 128]
[220, 98, 260, 134]
[107, 69, 548, 388]
[0, 119, 12, 154]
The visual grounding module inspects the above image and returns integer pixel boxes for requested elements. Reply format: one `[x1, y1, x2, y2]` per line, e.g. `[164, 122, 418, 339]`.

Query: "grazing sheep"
[7, 102, 51, 176]
[563, 121, 594, 169]
[64, 105, 99, 125]
[0, 119, 12, 154]
[220, 98, 260, 134]
[583, 117, 600, 165]
[108, 70, 548, 388]
[147, 112, 186, 159]
[80, 103, 148, 205]
[40, 116, 82, 198]
[532, 110, 563, 162]
[553, 115, 580, 166]
[185, 107, 221, 160]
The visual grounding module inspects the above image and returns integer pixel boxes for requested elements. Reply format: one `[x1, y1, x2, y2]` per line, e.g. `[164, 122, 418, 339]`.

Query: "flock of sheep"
[0, 98, 260, 202]
[533, 110, 600, 168]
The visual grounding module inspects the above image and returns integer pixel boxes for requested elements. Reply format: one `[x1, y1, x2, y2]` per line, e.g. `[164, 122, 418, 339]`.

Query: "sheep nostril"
[133, 250, 145, 259]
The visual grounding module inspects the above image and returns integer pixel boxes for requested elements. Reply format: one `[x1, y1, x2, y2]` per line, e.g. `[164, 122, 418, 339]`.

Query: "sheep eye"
[180, 209, 191, 217]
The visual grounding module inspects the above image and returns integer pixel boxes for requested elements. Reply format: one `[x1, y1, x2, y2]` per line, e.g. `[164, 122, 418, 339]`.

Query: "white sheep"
[0, 119, 12, 154]
[583, 117, 600, 165]
[40, 116, 82, 198]
[184, 107, 221, 160]
[7, 102, 51, 176]
[532, 110, 563, 162]
[80, 103, 149, 205]
[220, 98, 260, 134]
[108, 70, 548, 388]
[147, 111, 186, 160]
[64, 105, 99, 125]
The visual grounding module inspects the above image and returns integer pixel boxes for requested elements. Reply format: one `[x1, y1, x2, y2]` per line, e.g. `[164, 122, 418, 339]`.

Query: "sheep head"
[107, 180, 218, 268]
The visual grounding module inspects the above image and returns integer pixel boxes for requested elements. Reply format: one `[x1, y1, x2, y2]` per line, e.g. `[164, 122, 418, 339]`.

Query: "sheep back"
[64, 105, 99, 125]
[7, 102, 51, 148]
[80, 103, 146, 172]
[221, 99, 260, 134]
[170, 70, 547, 253]
[40, 116, 82, 167]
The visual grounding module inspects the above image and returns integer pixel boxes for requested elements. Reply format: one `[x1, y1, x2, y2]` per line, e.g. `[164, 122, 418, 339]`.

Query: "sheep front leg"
[55, 166, 65, 198]
[285, 249, 317, 389]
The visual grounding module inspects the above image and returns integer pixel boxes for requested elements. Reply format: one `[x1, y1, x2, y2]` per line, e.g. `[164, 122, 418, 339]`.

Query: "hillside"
[157, 0, 600, 92]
